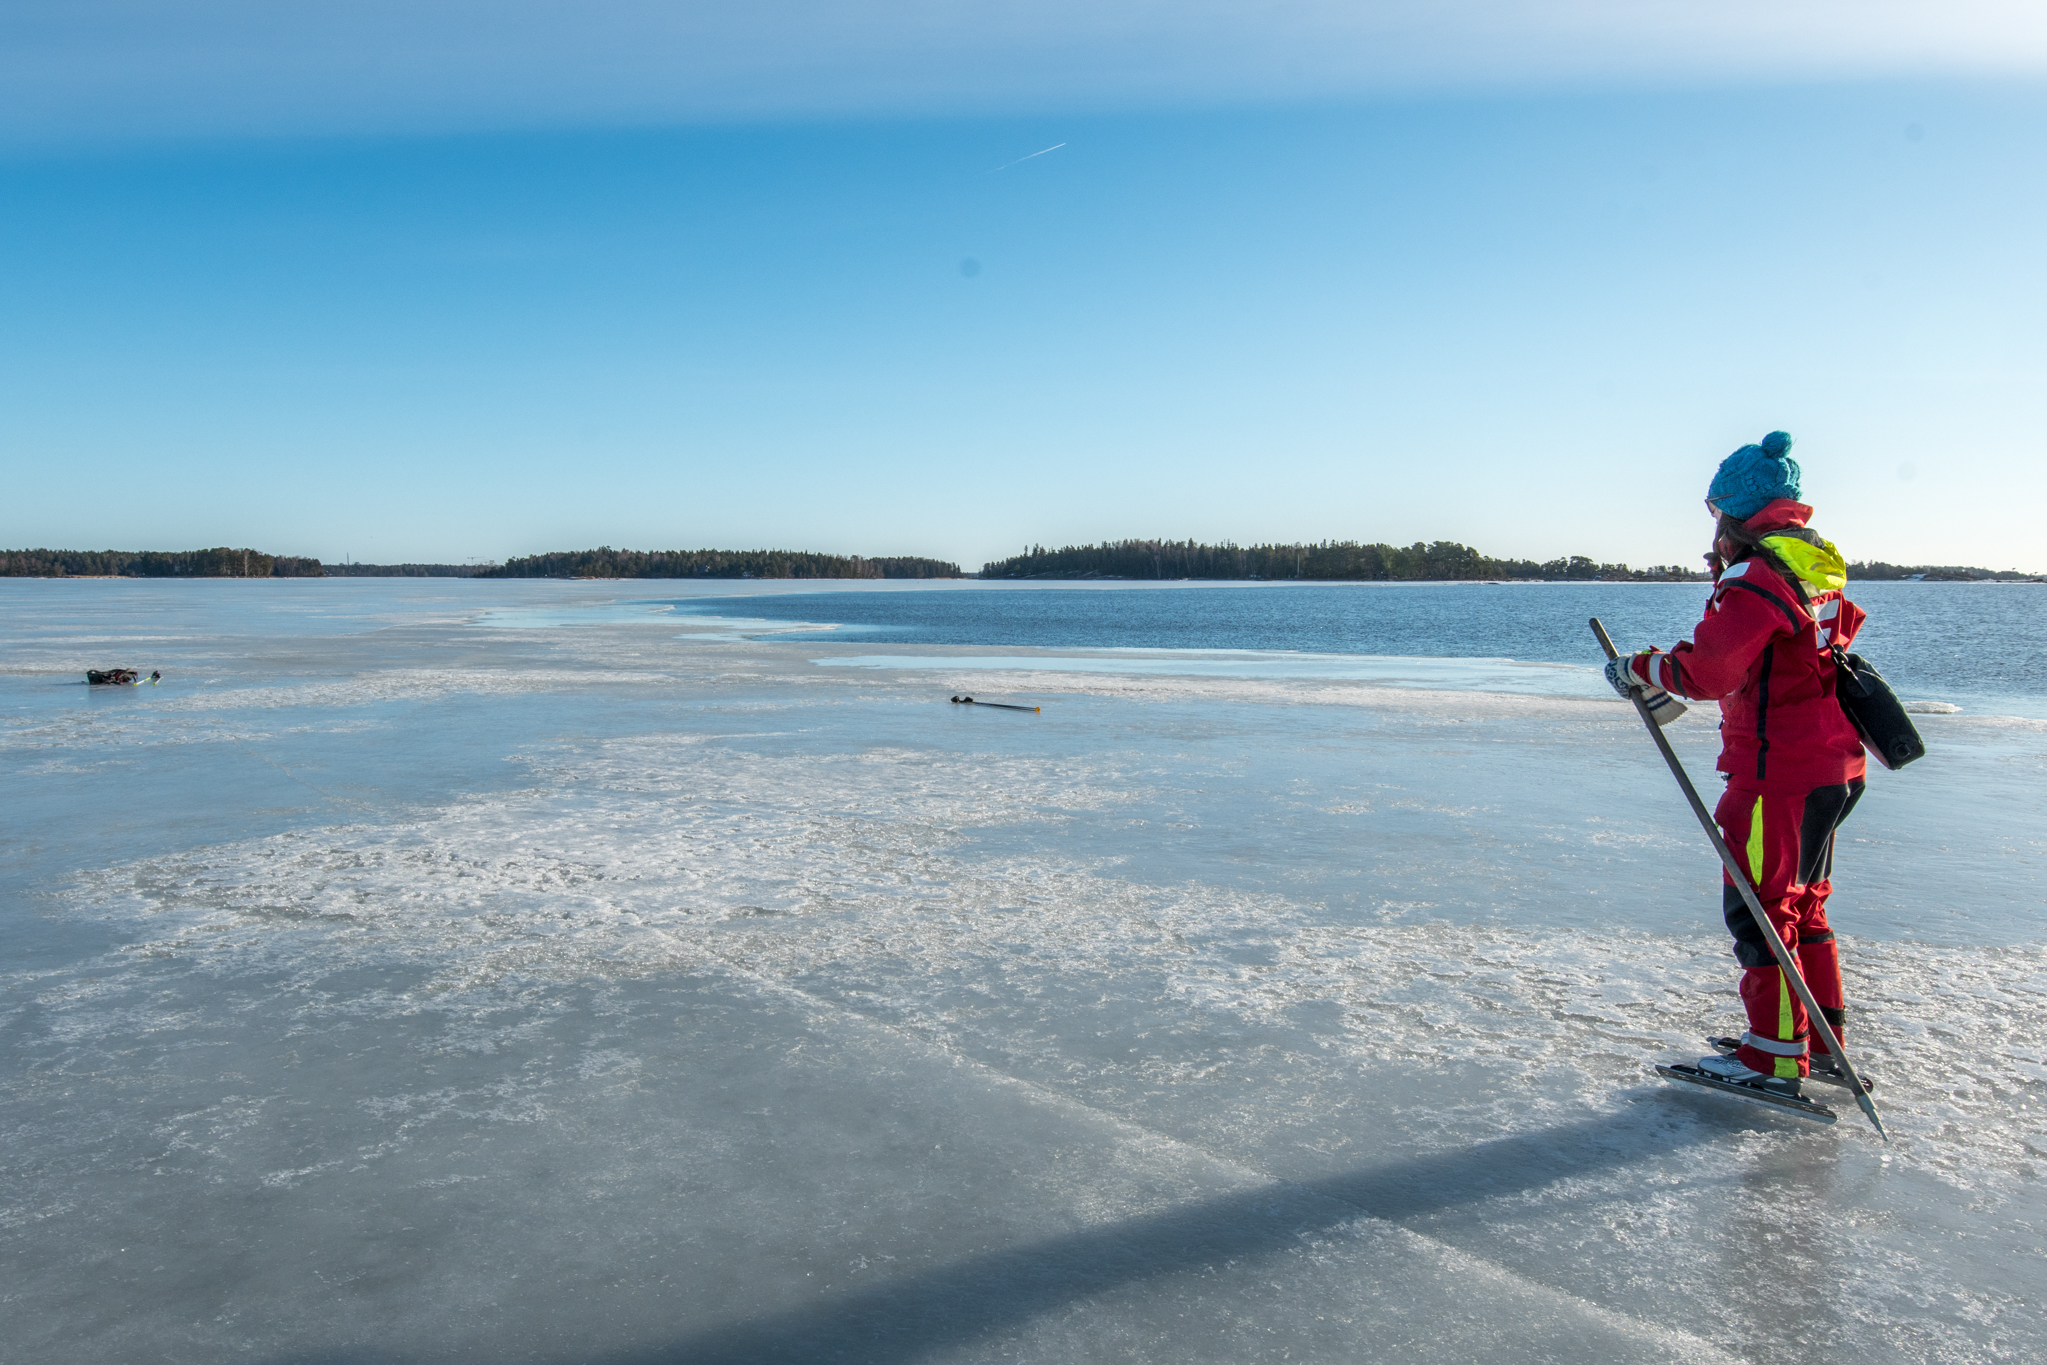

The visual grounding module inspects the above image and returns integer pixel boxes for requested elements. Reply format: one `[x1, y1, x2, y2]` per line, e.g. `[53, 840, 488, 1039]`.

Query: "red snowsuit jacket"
[1622, 500, 1867, 792]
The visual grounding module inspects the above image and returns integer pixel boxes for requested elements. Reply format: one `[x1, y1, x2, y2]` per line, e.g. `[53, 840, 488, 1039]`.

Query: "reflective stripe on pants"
[1715, 781, 1863, 1079]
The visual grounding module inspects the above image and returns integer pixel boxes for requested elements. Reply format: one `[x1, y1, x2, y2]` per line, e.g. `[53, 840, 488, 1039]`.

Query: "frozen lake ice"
[2, 578, 2043, 1363]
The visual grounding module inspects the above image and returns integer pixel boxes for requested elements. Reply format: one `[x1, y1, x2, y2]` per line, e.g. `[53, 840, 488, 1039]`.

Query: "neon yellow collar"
[1759, 532, 1847, 593]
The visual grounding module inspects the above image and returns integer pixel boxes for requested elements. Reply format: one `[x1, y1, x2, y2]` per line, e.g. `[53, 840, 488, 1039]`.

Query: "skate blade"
[1706, 1037, 1875, 1093]
[1655, 1064, 1839, 1123]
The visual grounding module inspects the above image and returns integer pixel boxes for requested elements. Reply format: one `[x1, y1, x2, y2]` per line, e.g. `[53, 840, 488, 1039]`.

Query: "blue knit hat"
[1707, 431, 1801, 519]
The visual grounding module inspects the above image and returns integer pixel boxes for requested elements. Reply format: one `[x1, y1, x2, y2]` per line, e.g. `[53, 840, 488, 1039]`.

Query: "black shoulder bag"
[1831, 645, 1926, 770]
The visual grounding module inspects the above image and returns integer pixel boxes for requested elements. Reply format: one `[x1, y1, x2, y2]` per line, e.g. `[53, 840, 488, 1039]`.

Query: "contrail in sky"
[991, 143, 1066, 172]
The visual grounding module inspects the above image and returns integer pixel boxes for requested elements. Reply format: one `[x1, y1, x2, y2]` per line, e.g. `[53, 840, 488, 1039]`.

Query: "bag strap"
[1768, 556, 1856, 669]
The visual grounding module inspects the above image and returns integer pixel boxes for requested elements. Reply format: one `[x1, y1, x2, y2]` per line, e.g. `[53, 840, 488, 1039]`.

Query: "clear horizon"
[8, 533, 2041, 576]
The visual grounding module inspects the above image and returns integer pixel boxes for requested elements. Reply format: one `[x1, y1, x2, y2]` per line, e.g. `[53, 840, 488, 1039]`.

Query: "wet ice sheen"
[816, 650, 1612, 697]
[3, 579, 2043, 1365]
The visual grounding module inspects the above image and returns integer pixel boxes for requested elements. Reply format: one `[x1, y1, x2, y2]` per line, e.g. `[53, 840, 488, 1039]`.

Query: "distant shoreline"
[12, 572, 2043, 588]
[5, 544, 2040, 583]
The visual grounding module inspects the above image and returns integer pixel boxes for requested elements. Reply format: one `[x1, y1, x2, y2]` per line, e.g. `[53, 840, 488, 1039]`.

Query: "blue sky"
[3, 6, 2045, 571]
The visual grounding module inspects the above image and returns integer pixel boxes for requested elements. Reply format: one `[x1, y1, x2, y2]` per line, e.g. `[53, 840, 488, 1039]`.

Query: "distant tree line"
[478, 548, 963, 579]
[10, 544, 2031, 583]
[322, 563, 493, 577]
[978, 540, 1705, 582]
[1846, 561, 2041, 582]
[1, 548, 324, 577]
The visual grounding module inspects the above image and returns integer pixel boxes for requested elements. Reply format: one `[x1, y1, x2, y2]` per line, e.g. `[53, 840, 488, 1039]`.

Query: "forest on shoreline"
[979, 539, 1696, 581]
[477, 548, 962, 579]
[978, 539, 2043, 582]
[5, 542, 2037, 582]
[0, 548, 324, 578]
[322, 562, 491, 577]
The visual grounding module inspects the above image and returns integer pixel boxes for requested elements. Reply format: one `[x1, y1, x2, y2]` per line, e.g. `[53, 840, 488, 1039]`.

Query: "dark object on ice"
[1709, 1036, 1874, 1092]
[950, 695, 1040, 713]
[1653, 1063, 1838, 1123]
[86, 669, 159, 686]
[1831, 648, 1925, 770]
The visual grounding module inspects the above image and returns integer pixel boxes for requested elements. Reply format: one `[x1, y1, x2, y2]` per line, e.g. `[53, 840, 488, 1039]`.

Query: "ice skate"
[1653, 1054, 1837, 1122]
[1708, 1035, 1874, 1092]
[1693, 1051, 1804, 1097]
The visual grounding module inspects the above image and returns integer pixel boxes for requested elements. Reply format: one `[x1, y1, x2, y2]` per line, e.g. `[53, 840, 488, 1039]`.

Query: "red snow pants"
[1713, 780, 1864, 1079]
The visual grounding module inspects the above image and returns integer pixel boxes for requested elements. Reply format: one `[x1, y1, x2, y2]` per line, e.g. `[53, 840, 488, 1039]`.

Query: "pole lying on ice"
[1590, 617, 1886, 1142]
[950, 696, 1040, 712]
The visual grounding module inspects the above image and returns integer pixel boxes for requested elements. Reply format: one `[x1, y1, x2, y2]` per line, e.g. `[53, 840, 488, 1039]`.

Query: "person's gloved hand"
[1604, 653, 1645, 697]
[1606, 651, 1688, 725]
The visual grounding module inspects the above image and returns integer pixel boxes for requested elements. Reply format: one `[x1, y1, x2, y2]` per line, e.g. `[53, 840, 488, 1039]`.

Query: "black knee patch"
[1722, 883, 1777, 969]
[1801, 929, 1835, 946]
[1797, 781, 1865, 886]
[1819, 1005, 1847, 1029]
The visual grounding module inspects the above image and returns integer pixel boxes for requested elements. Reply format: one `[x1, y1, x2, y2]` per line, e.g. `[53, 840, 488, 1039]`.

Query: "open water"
[3, 578, 2043, 1364]
[477, 578, 2047, 719]
[638, 580, 2045, 713]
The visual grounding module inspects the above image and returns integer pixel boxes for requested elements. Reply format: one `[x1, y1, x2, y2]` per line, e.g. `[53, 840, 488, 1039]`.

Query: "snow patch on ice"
[41, 736, 2043, 1198]
[0, 668, 679, 751]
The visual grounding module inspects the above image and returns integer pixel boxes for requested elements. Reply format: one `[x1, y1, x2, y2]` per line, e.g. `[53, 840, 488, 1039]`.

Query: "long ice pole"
[1590, 617, 1886, 1141]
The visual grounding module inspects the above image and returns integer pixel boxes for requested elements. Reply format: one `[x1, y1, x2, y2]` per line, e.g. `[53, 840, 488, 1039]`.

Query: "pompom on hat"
[1707, 430, 1801, 520]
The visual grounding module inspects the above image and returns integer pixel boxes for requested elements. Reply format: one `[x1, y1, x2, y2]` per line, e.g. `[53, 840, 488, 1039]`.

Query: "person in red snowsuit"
[1606, 431, 1867, 1092]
